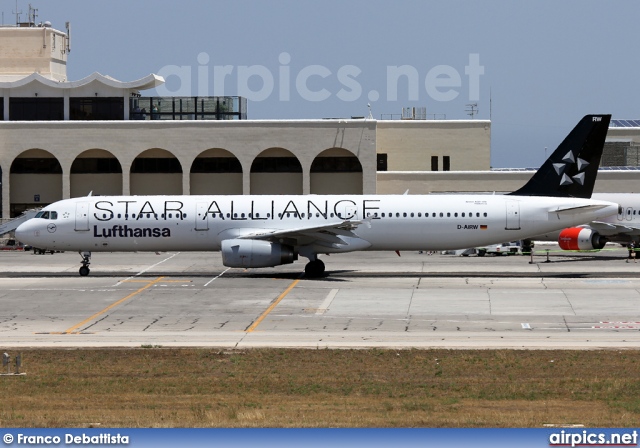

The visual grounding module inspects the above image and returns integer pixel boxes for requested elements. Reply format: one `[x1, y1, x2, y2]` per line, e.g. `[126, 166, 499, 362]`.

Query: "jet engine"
[221, 239, 297, 268]
[558, 227, 607, 251]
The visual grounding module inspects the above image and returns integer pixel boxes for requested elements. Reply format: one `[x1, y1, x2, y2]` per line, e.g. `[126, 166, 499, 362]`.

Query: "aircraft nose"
[15, 220, 35, 244]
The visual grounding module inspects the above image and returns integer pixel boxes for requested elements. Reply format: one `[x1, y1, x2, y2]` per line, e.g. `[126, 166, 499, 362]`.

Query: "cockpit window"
[35, 211, 57, 219]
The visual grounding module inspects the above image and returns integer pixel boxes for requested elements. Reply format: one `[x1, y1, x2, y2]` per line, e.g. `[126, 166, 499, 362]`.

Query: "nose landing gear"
[79, 251, 91, 276]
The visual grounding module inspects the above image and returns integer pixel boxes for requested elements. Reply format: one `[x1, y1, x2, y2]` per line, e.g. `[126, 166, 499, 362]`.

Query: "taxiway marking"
[63, 276, 165, 334]
[246, 277, 300, 333]
[113, 252, 180, 286]
[316, 289, 339, 315]
[205, 267, 231, 287]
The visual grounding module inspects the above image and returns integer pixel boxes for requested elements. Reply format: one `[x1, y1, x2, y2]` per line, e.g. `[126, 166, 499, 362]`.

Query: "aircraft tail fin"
[509, 114, 611, 198]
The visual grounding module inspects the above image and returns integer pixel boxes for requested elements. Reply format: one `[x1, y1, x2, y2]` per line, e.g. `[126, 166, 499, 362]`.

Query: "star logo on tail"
[554, 150, 589, 187]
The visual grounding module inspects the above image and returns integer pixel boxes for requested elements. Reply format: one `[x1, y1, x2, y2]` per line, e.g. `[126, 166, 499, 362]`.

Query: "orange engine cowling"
[558, 227, 606, 251]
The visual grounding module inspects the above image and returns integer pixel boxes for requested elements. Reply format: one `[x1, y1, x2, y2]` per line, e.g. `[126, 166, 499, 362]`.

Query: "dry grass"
[1, 348, 640, 427]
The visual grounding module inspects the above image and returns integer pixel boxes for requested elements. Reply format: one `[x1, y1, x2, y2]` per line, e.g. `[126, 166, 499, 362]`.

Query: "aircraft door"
[505, 200, 520, 230]
[75, 202, 90, 231]
[195, 202, 209, 230]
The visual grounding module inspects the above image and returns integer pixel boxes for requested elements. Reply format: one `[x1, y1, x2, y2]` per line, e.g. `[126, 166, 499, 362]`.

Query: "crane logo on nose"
[47, 224, 57, 233]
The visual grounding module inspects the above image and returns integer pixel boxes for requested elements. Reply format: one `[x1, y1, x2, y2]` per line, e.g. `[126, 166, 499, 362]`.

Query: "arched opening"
[70, 149, 123, 197]
[250, 148, 302, 195]
[10, 149, 62, 217]
[310, 148, 363, 194]
[190, 148, 242, 195]
[130, 148, 182, 195]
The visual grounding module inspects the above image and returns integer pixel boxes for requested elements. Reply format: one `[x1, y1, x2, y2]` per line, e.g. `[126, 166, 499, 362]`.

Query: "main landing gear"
[79, 251, 91, 276]
[304, 259, 325, 277]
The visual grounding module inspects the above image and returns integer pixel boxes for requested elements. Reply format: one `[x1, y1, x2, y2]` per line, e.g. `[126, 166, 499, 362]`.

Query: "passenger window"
[483, 213, 487, 217]
[454, 213, 458, 217]
[118, 214, 122, 218]
[417, 213, 421, 217]
[381, 213, 385, 217]
[439, 213, 443, 217]
[396, 213, 400, 217]
[241, 213, 245, 218]
[403, 213, 407, 217]
[330, 213, 335, 218]
[410, 213, 414, 217]
[461, 213, 465, 217]
[447, 213, 451, 217]
[432, 213, 436, 217]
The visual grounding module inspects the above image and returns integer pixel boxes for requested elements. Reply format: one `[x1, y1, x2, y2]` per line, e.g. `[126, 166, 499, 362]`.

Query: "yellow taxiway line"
[63, 276, 165, 334]
[246, 278, 300, 333]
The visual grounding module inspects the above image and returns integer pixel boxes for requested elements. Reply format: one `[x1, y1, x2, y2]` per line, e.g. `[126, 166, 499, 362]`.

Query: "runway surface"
[1, 244, 640, 349]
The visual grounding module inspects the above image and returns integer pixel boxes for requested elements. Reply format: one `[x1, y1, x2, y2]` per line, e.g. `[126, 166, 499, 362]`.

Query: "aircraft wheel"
[477, 250, 486, 257]
[79, 266, 90, 277]
[305, 259, 325, 277]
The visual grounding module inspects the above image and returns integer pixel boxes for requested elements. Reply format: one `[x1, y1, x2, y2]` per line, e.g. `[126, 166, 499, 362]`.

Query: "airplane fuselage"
[16, 194, 619, 254]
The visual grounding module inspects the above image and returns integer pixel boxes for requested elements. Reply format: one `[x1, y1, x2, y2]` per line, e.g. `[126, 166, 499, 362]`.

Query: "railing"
[379, 113, 447, 120]
[129, 96, 247, 120]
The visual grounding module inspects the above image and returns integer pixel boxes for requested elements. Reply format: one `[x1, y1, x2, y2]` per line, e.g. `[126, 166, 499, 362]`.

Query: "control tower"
[0, 7, 70, 82]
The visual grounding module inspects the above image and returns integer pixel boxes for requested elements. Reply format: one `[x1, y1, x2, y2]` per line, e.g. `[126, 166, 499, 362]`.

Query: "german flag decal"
[480, 225, 488, 230]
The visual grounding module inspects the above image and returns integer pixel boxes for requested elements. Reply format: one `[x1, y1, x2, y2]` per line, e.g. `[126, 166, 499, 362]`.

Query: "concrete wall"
[0, 27, 68, 81]
[0, 119, 378, 217]
[311, 173, 363, 194]
[376, 120, 491, 171]
[10, 174, 62, 204]
[70, 174, 123, 197]
[190, 173, 243, 195]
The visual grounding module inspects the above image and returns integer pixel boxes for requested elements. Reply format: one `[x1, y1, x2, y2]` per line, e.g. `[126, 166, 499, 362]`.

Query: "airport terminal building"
[0, 22, 639, 219]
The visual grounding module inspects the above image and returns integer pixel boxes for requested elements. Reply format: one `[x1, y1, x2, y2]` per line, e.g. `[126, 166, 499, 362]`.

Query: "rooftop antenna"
[13, 0, 22, 26]
[27, 3, 37, 26]
[489, 88, 492, 121]
[465, 103, 478, 119]
[367, 103, 373, 120]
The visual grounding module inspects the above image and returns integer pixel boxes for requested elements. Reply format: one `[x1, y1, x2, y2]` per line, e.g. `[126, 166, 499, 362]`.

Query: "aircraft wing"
[234, 219, 372, 250]
[550, 204, 613, 215]
[589, 221, 640, 236]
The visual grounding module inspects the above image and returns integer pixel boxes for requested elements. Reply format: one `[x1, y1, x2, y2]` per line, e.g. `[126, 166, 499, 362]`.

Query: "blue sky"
[9, 0, 639, 168]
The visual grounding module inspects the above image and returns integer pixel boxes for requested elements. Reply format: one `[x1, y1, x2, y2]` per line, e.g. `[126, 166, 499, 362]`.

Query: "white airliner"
[530, 193, 640, 250]
[15, 114, 620, 277]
